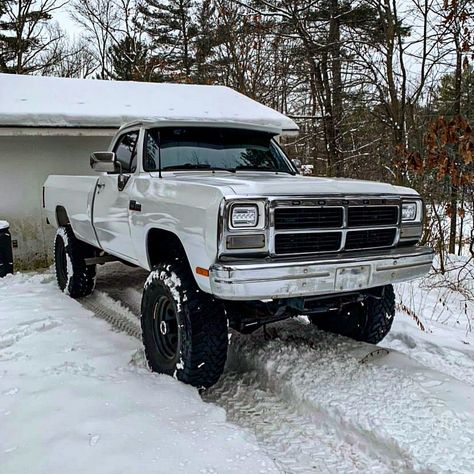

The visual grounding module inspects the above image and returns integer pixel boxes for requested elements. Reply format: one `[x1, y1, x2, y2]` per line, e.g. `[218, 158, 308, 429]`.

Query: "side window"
[144, 130, 159, 171]
[113, 131, 139, 173]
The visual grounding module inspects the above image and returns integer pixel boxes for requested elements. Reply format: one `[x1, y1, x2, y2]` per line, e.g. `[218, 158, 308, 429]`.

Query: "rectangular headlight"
[402, 200, 422, 222]
[231, 205, 258, 228]
[402, 202, 417, 221]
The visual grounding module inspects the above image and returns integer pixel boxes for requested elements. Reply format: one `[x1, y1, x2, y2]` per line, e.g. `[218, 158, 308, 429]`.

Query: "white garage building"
[0, 73, 297, 269]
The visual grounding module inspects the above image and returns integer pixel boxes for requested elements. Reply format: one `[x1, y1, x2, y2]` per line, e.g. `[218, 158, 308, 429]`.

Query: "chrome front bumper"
[209, 246, 434, 301]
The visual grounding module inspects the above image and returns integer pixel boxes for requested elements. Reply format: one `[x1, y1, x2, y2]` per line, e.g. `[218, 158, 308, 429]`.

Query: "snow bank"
[0, 272, 277, 474]
[0, 73, 298, 134]
[220, 320, 474, 473]
[394, 255, 473, 332]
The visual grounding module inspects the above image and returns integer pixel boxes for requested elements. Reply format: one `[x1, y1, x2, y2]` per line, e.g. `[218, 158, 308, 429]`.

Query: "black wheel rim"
[56, 237, 68, 289]
[152, 296, 179, 361]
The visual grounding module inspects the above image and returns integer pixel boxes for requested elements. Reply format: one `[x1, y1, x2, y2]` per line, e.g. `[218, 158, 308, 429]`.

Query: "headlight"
[402, 202, 417, 221]
[401, 200, 422, 222]
[231, 205, 258, 228]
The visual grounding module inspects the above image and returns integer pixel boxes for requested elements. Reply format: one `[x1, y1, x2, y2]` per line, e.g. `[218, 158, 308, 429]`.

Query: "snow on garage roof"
[0, 73, 298, 135]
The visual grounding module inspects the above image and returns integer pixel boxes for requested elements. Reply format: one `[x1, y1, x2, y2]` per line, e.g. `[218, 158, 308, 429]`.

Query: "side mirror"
[291, 158, 302, 174]
[90, 151, 117, 173]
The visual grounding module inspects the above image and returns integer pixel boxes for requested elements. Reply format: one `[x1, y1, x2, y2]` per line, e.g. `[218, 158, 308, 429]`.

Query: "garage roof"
[0, 74, 298, 135]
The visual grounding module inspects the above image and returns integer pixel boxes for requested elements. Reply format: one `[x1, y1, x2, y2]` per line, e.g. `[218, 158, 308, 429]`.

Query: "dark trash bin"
[0, 220, 13, 277]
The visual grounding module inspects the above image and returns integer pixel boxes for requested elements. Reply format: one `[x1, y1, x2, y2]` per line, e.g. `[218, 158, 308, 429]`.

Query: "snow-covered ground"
[1, 262, 474, 473]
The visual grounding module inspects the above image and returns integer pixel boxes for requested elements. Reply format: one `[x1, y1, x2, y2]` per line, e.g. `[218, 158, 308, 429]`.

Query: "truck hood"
[157, 172, 418, 196]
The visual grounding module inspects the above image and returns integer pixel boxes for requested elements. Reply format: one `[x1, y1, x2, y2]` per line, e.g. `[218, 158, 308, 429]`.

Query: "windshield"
[144, 127, 295, 174]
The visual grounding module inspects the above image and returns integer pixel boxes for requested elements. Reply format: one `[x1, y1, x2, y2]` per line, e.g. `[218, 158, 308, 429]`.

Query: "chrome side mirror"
[90, 151, 117, 173]
[291, 158, 302, 174]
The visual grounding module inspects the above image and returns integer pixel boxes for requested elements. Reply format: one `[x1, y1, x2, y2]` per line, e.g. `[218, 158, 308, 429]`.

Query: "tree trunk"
[449, 47, 462, 254]
[329, 0, 343, 176]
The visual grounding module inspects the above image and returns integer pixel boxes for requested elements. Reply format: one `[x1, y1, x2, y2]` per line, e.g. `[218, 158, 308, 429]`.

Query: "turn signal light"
[196, 267, 210, 277]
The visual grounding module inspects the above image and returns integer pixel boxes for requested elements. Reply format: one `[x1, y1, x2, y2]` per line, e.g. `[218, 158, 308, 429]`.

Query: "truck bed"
[43, 175, 100, 247]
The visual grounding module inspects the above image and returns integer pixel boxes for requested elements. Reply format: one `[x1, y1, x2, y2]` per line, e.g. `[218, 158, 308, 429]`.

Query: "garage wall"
[0, 135, 112, 269]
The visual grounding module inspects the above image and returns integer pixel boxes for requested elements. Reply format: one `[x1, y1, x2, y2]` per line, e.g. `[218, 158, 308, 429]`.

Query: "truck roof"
[119, 119, 284, 135]
[0, 74, 298, 136]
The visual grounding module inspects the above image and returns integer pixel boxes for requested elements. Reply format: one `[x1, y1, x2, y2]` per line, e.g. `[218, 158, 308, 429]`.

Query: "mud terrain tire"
[309, 285, 395, 344]
[141, 262, 228, 388]
[54, 225, 96, 298]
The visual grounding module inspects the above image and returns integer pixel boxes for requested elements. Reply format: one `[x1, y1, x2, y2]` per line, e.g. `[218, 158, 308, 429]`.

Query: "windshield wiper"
[162, 164, 211, 170]
[162, 164, 235, 172]
[234, 165, 296, 175]
[209, 167, 236, 173]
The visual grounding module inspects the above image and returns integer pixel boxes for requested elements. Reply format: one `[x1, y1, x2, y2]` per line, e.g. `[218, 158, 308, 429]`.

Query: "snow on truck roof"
[0, 73, 298, 135]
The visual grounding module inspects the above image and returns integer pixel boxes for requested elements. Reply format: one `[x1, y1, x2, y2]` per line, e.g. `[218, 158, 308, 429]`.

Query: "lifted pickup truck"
[44, 119, 434, 388]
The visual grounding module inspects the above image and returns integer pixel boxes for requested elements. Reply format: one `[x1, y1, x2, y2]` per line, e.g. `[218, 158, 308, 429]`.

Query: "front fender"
[130, 176, 229, 293]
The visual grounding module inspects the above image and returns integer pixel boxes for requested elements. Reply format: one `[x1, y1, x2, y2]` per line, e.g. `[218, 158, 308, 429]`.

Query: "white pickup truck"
[44, 119, 434, 388]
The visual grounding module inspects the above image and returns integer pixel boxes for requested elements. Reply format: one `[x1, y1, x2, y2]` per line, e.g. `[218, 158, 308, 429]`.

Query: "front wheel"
[309, 285, 395, 344]
[141, 262, 228, 388]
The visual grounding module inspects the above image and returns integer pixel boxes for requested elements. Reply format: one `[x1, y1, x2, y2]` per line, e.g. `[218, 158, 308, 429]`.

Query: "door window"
[114, 131, 139, 173]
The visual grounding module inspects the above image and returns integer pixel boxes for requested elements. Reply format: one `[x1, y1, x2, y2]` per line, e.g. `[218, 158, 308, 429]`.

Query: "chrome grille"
[272, 198, 400, 256]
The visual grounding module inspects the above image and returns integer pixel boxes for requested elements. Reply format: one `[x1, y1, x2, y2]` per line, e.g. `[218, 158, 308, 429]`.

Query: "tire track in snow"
[79, 292, 142, 340]
[80, 263, 145, 339]
[204, 370, 398, 474]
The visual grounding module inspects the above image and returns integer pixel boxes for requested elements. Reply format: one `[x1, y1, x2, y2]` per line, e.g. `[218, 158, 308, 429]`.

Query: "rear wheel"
[54, 225, 96, 298]
[141, 262, 228, 388]
[309, 285, 395, 344]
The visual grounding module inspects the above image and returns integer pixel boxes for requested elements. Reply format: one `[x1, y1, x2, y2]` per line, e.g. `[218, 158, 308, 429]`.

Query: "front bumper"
[209, 246, 434, 300]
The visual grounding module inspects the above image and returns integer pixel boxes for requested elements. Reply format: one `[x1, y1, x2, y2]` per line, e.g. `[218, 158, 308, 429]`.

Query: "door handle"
[97, 182, 105, 190]
[129, 200, 142, 212]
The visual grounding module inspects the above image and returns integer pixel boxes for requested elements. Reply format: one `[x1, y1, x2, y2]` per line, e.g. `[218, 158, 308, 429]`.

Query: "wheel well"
[56, 206, 70, 226]
[147, 228, 190, 269]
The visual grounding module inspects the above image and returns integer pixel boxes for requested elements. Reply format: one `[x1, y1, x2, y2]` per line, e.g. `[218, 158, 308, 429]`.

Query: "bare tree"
[70, 0, 119, 78]
[44, 34, 98, 77]
[70, 0, 150, 80]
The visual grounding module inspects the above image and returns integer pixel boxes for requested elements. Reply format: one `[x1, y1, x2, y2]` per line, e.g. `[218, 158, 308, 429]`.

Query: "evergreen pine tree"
[139, 0, 196, 82]
[0, 0, 15, 72]
[0, 0, 60, 74]
[110, 36, 154, 81]
[194, 0, 218, 83]
[433, 67, 474, 121]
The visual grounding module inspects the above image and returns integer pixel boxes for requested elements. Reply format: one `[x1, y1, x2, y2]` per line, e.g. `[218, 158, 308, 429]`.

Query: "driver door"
[93, 130, 139, 262]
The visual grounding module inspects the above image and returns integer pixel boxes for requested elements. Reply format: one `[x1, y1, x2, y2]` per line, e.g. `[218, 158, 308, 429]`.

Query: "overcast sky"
[54, 5, 80, 38]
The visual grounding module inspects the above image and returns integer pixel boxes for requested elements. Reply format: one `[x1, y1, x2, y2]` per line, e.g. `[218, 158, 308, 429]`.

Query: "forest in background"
[0, 0, 473, 263]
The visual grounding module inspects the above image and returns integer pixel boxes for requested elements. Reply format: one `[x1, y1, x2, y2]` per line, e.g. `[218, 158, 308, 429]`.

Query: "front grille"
[272, 199, 400, 256]
[348, 206, 398, 227]
[345, 228, 396, 250]
[275, 232, 341, 254]
[274, 207, 343, 230]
